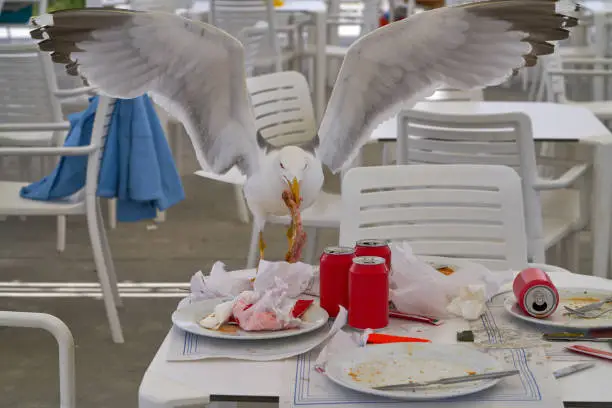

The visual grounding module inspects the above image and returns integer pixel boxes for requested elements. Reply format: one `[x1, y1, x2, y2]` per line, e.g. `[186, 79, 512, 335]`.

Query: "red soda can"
[319, 246, 355, 318]
[513, 268, 559, 318]
[355, 239, 392, 272]
[348, 256, 389, 330]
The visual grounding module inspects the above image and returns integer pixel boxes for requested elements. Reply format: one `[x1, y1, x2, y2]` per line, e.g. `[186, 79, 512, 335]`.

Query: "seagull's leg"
[259, 230, 266, 265]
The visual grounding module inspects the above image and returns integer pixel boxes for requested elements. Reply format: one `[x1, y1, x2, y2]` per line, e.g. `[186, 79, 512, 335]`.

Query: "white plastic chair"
[380, 87, 484, 165]
[0, 43, 96, 252]
[209, 0, 298, 73]
[195, 70, 319, 224]
[0, 95, 124, 343]
[0, 311, 75, 408]
[396, 109, 589, 271]
[339, 164, 529, 271]
[538, 52, 612, 121]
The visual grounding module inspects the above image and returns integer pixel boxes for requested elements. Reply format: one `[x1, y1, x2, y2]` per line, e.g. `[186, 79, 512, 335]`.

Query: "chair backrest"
[85, 96, 117, 198]
[237, 22, 270, 77]
[0, 44, 63, 131]
[246, 71, 317, 147]
[396, 109, 545, 262]
[210, 0, 281, 71]
[339, 164, 529, 271]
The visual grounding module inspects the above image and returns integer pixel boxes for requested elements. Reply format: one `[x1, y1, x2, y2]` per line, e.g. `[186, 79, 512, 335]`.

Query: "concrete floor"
[0, 84, 596, 408]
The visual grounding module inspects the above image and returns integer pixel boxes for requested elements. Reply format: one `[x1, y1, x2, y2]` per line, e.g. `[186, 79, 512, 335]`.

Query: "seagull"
[29, 1, 577, 262]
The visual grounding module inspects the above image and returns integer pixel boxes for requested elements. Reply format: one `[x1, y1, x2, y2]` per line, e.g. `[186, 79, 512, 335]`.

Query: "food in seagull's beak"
[289, 177, 301, 206]
[282, 179, 306, 263]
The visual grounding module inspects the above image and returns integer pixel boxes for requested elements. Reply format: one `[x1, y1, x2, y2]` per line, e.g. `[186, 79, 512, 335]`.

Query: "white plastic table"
[186, 0, 328, 124]
[138, 267, 612, 408]
[371, 101, 612, 280]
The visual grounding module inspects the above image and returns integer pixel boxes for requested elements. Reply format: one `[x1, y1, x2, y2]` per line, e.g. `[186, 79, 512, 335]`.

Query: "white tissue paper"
[254, 260, 315, 297]
[177, 261, 252, 310]
[389, 242, 513, 320]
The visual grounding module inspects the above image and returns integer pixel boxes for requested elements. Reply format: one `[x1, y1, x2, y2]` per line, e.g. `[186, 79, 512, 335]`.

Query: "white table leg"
[591, 142, 612, 279]
[314, 11, 327, 125]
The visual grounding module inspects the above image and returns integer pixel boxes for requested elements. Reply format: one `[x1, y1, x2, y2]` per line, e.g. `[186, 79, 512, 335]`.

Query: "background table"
[371, 101, 612, 280]
[185, 0, 328, 124]
[138, 266, 612, 408]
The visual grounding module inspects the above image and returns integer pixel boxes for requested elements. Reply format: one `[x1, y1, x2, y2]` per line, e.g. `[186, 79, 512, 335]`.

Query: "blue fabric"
[0, 5, 32, 23]
[21, 95, 185, 222]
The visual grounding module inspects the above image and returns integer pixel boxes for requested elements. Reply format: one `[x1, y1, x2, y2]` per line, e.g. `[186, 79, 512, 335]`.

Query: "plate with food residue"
[504, 288, 612, 330]
[325, 343, 505, 400]
[172, 297, 329, 340]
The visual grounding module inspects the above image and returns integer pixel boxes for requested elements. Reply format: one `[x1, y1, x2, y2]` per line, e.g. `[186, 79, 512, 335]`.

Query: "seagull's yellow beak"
[289, 177, 300, 204]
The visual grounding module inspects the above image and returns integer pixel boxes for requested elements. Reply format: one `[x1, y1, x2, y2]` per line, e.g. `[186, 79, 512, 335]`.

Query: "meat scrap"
[282, 188, 306, 263]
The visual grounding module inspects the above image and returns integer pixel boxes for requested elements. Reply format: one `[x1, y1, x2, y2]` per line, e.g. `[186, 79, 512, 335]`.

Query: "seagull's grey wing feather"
[316, 0, 577, 173]
[30, 8, 260, 176]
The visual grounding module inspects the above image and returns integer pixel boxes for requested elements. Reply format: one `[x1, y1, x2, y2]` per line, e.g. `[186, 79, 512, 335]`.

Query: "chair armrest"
[0, 312, 75, 408]
[548, 68, 612, 77]
[53, 86, 97, 98]
[0, 122, 71, 132]
[533, 163, 589, 190]
[0, 145, 99, 157]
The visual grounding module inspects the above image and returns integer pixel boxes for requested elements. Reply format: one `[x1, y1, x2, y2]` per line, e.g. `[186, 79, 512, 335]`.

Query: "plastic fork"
[567, 296, 612, 314]
[563, 306, 612, 319]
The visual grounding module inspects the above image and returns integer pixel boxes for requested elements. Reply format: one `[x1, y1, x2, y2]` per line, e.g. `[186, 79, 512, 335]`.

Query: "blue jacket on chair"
[21, 95, 185, 222]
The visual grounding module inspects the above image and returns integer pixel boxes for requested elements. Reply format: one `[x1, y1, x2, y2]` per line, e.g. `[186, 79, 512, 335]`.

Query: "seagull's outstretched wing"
[30, 8, 260, 176]
[316, 0, 577, 173]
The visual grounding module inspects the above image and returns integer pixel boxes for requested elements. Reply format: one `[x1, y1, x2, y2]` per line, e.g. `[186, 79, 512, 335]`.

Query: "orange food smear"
[437, 266, 455, 276]
[466, 371, 476, 375]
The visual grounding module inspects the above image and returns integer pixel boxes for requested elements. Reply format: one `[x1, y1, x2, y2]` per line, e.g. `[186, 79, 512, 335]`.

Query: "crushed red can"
[513, 267, 559, 318]
[348, 256, 389, 330]
[319, 246, 355, 318]
[355, 239, 392, 272]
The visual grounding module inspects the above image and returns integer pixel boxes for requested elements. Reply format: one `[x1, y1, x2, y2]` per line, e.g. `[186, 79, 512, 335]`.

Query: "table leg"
[591, 142, 612, 279]
[314, 11, 327, 125]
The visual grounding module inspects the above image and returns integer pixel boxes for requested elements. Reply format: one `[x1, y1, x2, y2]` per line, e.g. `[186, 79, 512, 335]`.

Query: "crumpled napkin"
[446, 285, 488, 321]
[254, 260, 315, 297]
[388, 241, 513, 320]
[177, 261, 252, 310]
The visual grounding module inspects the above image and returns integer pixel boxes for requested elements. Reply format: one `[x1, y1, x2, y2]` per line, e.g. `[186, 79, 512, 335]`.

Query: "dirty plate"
[172, 297, 329, 340]
[504, 288, 612, 330]
[325, 343, 504, 400]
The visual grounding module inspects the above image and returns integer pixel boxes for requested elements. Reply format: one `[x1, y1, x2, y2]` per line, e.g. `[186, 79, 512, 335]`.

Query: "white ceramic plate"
[172, 297, 329, 340]
[504, 287, 612, 330]
[325, 343, 504, 401]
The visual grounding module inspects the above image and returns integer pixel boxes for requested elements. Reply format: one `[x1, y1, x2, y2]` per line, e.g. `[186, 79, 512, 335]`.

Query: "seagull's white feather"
[316, 1, 576, 173]
[30, 9, 261, 177]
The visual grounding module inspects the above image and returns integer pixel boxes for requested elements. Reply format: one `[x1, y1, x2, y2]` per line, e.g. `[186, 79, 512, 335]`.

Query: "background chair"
[0, 95, 124, 343]
[0, 311, 75, 408]
[339, 164, 529, 271]
[0, 43, 96, 252]
[396, 109, 589, 271]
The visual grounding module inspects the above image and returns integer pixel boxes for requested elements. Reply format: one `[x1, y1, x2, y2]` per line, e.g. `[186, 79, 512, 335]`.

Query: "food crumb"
[466, 371, 476, 376]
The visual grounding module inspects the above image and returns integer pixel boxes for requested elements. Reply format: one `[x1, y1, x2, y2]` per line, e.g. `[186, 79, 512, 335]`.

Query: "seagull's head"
[277, 146, 311, 185]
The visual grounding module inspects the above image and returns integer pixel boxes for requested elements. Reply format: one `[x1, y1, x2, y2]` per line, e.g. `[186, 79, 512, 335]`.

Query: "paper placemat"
[281, 345, 562, 408]
[469, 292, 593, 362]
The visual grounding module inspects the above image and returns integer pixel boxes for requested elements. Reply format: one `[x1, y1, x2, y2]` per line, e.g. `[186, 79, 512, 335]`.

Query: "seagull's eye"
[280, 162, 285, 169]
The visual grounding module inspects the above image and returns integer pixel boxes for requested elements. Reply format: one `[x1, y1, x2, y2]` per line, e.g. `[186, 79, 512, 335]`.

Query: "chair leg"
[108, 199, 117, 229]
[234, 185, 250, 224]
[304, 227, 319, 265]
[56, 216, 66, 253]
[86, 199, 124, 343]
[246, 222, 260, 269]
[96, 203, 122, 307]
